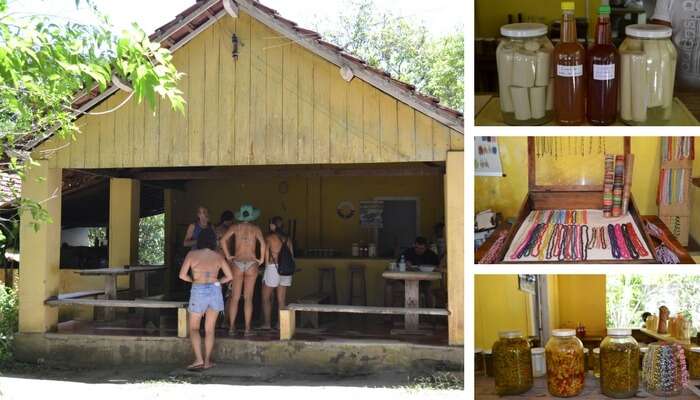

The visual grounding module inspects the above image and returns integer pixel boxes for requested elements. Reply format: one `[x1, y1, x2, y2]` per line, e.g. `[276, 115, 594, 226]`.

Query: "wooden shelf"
[639, 328, 691, 345]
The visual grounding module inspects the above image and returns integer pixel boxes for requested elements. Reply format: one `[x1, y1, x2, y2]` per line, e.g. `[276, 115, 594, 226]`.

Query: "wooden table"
[382, 270, 442, 333]
[475, 216, 695, 264]
[76, 265, 167, 319]
[474, 95, 700, 126]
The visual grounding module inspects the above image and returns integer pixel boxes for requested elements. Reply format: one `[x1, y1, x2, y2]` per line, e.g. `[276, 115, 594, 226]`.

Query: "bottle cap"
[598, 5, 611, 15]
[626, 24, 672, 39]
[607, 328, 632, 337]
[500, 23, 548, 38]
[552, 328, 576, 337]
[593, 347, 600, 354]
[498, 330, 523, 339]
[562, 2, 575, 11]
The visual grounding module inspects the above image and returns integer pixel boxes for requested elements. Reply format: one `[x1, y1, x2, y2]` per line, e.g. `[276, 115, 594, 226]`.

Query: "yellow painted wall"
[475, 274, 607, 349]
[474, 275, 534, 350]
[475, 137, 664, 220]
[692, 157, 700, 245]
[475, 0, 605, 38]
[37, 12, 463, 169]
[173, 174, 445, 253]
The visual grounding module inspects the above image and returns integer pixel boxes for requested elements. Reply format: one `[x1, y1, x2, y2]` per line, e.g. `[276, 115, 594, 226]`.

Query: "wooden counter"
[475, 375, 699, 399]
[639, 328, 692, 345]
[474, 95, 700, 126]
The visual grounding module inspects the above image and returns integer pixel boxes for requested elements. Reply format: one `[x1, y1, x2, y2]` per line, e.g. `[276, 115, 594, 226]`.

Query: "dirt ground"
[0, 361, 465, 400]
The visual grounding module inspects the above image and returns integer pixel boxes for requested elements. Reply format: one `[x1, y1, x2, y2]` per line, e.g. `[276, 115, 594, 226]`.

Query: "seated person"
[385, 237, 440, 309]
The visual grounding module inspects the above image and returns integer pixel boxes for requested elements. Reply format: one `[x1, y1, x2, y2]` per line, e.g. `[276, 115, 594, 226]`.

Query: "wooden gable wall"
[39, 12, 463, 169]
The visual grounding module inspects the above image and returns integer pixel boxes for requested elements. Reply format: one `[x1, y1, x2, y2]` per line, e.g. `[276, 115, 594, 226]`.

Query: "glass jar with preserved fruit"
[496, 23, 554, 125]
[688, 347, 700, 380]
[546, 329, 586, 397]
[592, 348, 601, 378]
[642, 342, 687, 397]
[493, 330, 533, 395]
[600, 329, 640, 398]
[619, 24, 677, 125]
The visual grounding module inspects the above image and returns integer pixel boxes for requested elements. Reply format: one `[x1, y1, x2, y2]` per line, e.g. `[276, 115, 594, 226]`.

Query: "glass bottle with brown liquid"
[553, 2, 586, 125]
[587, 5, 618, 125]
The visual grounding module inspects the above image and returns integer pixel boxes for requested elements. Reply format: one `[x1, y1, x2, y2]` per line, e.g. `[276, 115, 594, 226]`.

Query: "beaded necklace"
[613, 224, 631, 259]
[621, 223, 640, 259]
[581, 225, 589, 261]
[608, 224, 621, 259]
[624, 222, 649, 257]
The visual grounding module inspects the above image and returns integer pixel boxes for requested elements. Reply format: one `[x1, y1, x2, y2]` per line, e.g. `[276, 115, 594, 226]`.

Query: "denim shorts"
[188, 283, 224, 314]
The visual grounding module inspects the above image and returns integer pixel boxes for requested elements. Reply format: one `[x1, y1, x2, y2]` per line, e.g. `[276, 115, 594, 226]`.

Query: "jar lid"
[483, 349, 492, 355]
[583, 348, 589, 354]
[593, 347, 600, 354]
[561, 2, 575, 11]
[500, 23, 548, 38]
[552, 328, 576, 337]
[607, 328, 632, 337]
[531, 347, 545, 354]
[475, 347, 483, 354]
[691, 347, 700, 353]
[499, 330, 523, 338]
[598, 5, 611, 15]
[625, 24, 672, 39]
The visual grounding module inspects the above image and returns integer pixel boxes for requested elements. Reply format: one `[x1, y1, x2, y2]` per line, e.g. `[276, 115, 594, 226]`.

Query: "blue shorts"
[188, 283, 224, 314]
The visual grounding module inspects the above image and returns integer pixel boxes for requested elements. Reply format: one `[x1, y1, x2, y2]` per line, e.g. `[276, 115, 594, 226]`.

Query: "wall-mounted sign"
[359, 200, 384, 228]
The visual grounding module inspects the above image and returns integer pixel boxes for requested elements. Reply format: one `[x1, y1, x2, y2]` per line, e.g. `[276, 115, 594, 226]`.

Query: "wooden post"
[445, 151, 464, 346]
[103, 275, 117, 320]
[163, 189, 174, 296]
[18, 163, 62, 333]
[404, 280, 420, 331]
[177, 308, 188, 338]
[279, 309, 295, 340]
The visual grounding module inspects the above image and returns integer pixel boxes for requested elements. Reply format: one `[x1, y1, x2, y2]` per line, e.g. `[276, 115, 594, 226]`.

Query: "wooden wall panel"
[41, 14, 462, 169]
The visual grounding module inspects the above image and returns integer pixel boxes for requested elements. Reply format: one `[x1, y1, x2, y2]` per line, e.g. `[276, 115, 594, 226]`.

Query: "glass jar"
[493, 330, 533, 395]
[546, 329, 586, 397]
[475, 348, 485, 376]
[592, 348, 601, 378]
[496, 23, 554, 125]
[532, 347, 546, 378]
[484, 349, 494, 377]
[600, 329, 640, 398]
[639, 346, 648, 370]
[584, 347, 590, 371]
[619, 24, 677, 126]
[642, 342, 687, 397]
[688, 347, 700, 380]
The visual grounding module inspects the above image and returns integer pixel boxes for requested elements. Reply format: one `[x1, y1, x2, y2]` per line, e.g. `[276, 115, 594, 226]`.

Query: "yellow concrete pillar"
[19, 163, 62, 333]
[108, 178, 140, 267]
[445, 151, 464, 346]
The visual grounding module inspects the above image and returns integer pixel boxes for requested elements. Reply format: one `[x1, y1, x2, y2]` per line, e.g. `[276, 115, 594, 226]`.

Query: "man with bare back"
[261, 216, 294, 330]
[220, 204, 265, 336]
[179, 229, 233, 371]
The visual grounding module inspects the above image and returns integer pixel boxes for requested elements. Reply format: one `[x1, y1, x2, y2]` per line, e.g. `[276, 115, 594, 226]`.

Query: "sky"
[6, 0, 465, 37]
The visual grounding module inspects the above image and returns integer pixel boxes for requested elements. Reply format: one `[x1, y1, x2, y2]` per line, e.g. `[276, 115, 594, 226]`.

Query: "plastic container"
[642, 342, 687, 397]
[546, 329, 586, 397]
[484, 349, 494, 377]
[532, 347, 546, 378]
[619, 24, 677, 125]
[688, 347, 700, 380]
[600, 329, 640, 398]
[553, 2, 586, 125]
[475, 347, 485, 376]
[493, 330, 533, 395]
[639, 346, 648, 370]
[586, 5, 619, 125]
[592, 347, 601, 378]
[496, 23, 554, 125]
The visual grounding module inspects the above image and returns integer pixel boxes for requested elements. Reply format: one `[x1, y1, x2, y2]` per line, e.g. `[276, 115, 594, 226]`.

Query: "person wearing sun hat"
[220, 204, 266, 336]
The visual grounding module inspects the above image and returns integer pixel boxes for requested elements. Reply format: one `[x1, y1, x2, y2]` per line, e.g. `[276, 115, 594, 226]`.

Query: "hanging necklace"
[608, 224, 621, 259]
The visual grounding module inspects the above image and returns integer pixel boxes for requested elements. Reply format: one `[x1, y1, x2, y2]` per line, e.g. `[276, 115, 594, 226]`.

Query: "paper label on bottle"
[593, 63, 615, 80]
[556, 64, 583, 77]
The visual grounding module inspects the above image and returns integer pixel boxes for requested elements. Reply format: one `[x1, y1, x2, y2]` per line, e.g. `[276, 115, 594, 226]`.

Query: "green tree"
[138, 214, 164, 265]
[0, 0, 184, 229]
[319, 0, 463, 112]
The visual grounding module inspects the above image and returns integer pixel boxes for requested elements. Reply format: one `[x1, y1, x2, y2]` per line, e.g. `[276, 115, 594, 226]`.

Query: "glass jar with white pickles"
[496, 23, 554, 125]
[619, 24, 677, 125]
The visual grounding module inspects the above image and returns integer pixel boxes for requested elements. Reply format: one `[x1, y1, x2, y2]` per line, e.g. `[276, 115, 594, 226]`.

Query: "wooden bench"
[279, 303, 449, 340]
[45, 297, 189, 338]
[297, 293, 331, 328]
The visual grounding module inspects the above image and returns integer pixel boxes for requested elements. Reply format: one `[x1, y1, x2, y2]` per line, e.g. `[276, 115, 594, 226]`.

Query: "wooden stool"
[347, 265, 367, 306]
[318, 267, 337, 304]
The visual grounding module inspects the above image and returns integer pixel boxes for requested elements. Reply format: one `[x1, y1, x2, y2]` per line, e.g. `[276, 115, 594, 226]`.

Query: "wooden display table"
[381, 270, 442, 334]
[474, 95, 700, 126]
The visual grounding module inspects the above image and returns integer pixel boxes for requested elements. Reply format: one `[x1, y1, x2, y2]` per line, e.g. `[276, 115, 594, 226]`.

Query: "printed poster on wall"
[359, 200, 384, 228]
[475, 136, 504, 176]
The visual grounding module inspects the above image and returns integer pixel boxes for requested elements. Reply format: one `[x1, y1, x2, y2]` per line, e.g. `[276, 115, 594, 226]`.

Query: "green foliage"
[87, 227, 106, 247]
[0, 282, 18, 364]
[606, 274, 700, 328]
[320, 0, 463, 112]
[0, 0, 184, 228]
[138, 214, 164, 265]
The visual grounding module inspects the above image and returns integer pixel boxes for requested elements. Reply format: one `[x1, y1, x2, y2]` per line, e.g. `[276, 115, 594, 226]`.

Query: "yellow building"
[15, 0, 464, 367]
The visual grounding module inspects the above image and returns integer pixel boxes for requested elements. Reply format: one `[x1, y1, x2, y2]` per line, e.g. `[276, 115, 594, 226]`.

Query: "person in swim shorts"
[219, 204, 265, 336]
[179, 229, 233, 370]
[261, 216, 294, 330]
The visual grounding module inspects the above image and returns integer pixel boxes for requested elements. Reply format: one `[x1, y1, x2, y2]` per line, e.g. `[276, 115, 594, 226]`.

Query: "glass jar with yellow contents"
[600, 329, 640, 398]
[546, 329, 586, 397]
[493, 330, 533, 395]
